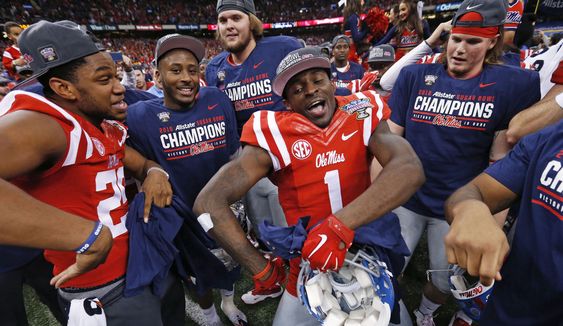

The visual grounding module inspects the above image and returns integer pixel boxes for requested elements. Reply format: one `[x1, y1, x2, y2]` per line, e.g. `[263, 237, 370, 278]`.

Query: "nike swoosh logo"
[466, 3, 482, 10]
[307, 234, 328, 259]
[479, 82, 496, 88]
[208, 104, 218, 110]
[341, 130, 358, 141]
[253, 60, 264, 69]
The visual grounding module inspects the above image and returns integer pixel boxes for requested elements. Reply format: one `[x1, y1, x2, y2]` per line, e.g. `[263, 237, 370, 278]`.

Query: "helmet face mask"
[297, 247, 394, 325]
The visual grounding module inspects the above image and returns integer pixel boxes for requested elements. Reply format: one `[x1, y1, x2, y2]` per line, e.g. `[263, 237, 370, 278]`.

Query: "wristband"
[555, 92, 563, 110]
[75, 222, 103, 254]
[197, 213, 214, 232]
[147, 167, 169, 180]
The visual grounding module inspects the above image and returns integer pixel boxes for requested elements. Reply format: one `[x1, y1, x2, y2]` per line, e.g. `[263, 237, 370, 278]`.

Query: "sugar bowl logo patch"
[217, 70, 226, 82]
[39, 46, 58, 63]
[424, 74, 437, 86]
[340, 98, 371, 120]
[158, 111, 170, 122]
[91, 137, 105, 156]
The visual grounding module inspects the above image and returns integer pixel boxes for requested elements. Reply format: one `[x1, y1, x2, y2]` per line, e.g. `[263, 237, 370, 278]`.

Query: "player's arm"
[123, 146, 172, 220]
[0, 111, 112, 280]
[506, 84, 563, 146]
[444, 173, 517, 285]
[336, 120, 424, 229]
[194, 145, 272, 274]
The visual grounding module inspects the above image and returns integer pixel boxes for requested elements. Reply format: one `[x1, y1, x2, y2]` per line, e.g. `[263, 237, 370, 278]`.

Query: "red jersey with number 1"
[241, 90, 390, 295]
[241, 90, 390, 228]
[0, 91, 129, 289]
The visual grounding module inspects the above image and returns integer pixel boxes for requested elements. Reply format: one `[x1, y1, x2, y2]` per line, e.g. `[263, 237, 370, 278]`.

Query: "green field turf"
[25, 234, 460, 325]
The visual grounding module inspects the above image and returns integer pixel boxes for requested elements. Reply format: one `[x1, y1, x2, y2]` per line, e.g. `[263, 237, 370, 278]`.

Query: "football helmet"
[448, 265, 494, 321]
[297, 246, 394, 326]
[426, 265, 494, 321]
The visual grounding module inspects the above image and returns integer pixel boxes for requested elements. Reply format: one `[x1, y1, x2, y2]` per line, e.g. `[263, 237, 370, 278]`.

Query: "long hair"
[394, 0, 423, 45]
[343, 0, 363, 24]
[441, 28, 506, 66]
[215, 13, 263, 42]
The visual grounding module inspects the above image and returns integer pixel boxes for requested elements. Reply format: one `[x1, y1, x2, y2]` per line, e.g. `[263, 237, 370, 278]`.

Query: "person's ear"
[283, 99, 293, 111]
[49, 78, 78, 101]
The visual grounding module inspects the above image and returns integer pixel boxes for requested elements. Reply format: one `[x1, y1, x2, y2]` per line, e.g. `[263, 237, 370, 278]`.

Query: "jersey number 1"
[324, 170, 343, 213]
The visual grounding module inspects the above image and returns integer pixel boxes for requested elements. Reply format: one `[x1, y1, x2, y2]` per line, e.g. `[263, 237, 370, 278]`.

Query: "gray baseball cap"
[217, 0, 256, 15]
[155, 34, 205, 64]
[273, 47, 330, 96]
[16, 20, 105, 89]
[453, 0, 507, 27]
[368, 45, 395, 63]
[331, 35, 350, 48]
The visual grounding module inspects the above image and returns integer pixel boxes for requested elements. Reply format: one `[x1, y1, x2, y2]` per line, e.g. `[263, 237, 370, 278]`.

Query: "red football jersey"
[2, 45, 21, 79]
[241, 91, 391, 295]
[505, 0, 524, 31]
[0, 91, 129, 288]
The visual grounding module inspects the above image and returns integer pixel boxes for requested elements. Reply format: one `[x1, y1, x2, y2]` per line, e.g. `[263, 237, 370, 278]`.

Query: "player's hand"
[253, 257, 286, 291]
[301, 214, 354, 272]
[50, 225, 113, 288]
[444, 200, 509, 286]
[426, 20, 453, 48]
[142, 169, 173, 222]
[120, 54, 133, 70]
[359, 71, 379, 91]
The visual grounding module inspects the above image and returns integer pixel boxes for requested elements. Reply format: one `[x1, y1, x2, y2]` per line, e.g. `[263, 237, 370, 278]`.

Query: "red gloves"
[252, 257, 286, 291]
[359, 71, 379, 91]
[301, 215, 355, 272]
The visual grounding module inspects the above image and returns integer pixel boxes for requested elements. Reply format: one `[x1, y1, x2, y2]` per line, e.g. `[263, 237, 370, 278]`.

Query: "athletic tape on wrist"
[75, 222, 103, 254]
[555, 92, 563, 110]
[147, 166, 169, 180]
[197, 213, 214, 232]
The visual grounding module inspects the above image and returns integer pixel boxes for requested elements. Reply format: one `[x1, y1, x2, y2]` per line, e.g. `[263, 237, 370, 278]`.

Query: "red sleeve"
[551, 60, 563, 85]
[240, 110, 291, 171]
[2, 51, 15, 73]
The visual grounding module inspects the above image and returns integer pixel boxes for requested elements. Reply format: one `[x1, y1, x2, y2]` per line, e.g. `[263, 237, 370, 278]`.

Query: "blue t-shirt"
[126, 87, 240, 208]
[331, 62, 365, 89]
[389, 63, 540, 217]
[205, 36, 302, 134]
[481, 121, 563, 325]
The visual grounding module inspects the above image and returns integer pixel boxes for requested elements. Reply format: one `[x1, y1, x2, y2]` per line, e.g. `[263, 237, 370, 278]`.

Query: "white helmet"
[297, 247, 394, 326]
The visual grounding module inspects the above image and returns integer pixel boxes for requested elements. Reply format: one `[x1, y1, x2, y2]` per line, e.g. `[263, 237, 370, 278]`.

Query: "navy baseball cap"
[155, 34, 205, 64]
[15, 20, 105, 89]
[452, 0, 507, 28]
[273, 47, 330, 96]
[216, 0, 256, 15]
[368, 45, 395, 63]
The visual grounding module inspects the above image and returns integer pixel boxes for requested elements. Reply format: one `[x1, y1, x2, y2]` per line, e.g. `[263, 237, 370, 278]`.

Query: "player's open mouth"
[306, 99, 327, 117]
[111, 100, 127, 111]
[451, 56, 466, 63]
[178, 86, 194, 97]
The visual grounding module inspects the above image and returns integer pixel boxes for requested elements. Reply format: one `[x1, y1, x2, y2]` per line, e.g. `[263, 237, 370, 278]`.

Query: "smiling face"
[156, 49, 199, 110]
[283, 68, 336, 128]
[446, 33, 497, 79]
[217, 10, 254, 54]
[72, 52, 127, 122]
[399, 2, 410, 22]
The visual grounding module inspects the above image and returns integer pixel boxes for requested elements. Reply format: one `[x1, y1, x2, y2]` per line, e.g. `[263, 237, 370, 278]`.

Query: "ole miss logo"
[292, 139, 312, 160]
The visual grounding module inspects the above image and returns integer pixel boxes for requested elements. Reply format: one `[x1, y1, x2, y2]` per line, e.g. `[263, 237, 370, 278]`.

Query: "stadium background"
[2, 0, 562, 325]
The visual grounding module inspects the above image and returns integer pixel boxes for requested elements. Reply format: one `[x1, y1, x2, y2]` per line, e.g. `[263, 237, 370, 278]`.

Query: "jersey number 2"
[95, 167, 128, 238]
[324, 170, 343, 213]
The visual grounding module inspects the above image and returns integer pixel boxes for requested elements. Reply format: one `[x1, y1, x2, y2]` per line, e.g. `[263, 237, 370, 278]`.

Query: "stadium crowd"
[0, 0, 562, 326]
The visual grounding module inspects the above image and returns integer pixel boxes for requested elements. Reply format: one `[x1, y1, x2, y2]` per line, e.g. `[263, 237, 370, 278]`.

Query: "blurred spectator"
[2, 21, 26, 80]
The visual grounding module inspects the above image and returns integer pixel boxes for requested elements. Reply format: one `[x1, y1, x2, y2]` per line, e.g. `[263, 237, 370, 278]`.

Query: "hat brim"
[13, 68, 49, 90]
[156, 36, 205, 63]
[273, 58, 331, 96]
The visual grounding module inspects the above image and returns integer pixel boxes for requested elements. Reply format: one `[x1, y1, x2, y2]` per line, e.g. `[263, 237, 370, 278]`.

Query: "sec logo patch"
[292, 139, 312, 160]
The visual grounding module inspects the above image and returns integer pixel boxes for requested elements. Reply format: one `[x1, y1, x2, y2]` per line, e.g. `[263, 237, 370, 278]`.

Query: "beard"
[220, 33, 251, 54]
